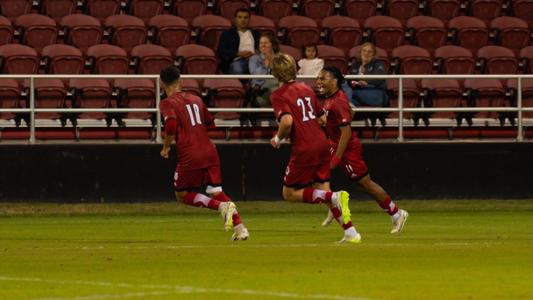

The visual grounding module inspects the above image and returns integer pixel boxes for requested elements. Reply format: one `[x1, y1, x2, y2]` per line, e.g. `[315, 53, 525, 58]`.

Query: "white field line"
[0, 276, 374, 300]
[35, 291, 172, 300]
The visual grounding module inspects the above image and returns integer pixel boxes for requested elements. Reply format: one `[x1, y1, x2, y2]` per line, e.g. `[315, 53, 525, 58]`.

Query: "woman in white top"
[297, 44, 324, 76]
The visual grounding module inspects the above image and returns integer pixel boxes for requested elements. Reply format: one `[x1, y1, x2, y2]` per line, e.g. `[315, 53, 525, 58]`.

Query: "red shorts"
[331, 140, 369, 182]
[283, 161, 331, 189]
[173, 164, 222, 191]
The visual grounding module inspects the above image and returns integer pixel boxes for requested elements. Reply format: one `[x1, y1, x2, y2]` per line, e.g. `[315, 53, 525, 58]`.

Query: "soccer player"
[316, 66, 408, 234]
[269, 53, 361, 244]
[159, 66, 249, 241]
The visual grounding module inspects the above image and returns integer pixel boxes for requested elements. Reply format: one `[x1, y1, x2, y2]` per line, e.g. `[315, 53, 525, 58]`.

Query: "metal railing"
[1, 74, 532, 143]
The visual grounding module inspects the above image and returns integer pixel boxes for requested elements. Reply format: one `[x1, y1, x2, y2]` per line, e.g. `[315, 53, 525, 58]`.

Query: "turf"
[0, 200, 532, 300]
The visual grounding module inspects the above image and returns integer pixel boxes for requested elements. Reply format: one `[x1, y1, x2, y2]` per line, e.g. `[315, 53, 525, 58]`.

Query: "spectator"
[217, 8, 260, 74]
[248, 32, 279, 107]
[297, 44, 324, 76]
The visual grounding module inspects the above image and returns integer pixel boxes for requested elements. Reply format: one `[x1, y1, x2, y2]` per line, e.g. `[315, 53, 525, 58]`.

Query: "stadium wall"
[1, 143, 532, 202]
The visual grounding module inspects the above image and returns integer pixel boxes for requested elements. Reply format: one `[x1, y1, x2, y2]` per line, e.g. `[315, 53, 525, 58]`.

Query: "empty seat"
[426, 0, 461, 21]
[0, 0, 32, 20]
[216, 0, 251, 20]
[175, 44, 218, 74]
[520, 46, 533, 73]
[470, 0, 503, 24]
[421, 79, 463, 119]
[280, 44, 302, 61]
[105, 14, 147, 53]
[61, 14, 103, 54]
[69, 78, 113, 120]
[257, 0, 293, 23]
[349, 45, 390, 73]
[41, 0, 77, 21]
[129, 0, 165, 22]
[406, 16, 447, 53]
[86, 0, 121, 21]
[173, 0, 208, 23]
[0, 44, 39, 74]
[490, 17, 530, 54]
[203, 79, 245, 120]
[249, 14, 276, 37]
[0, 16, 13, 46]
[388, 0, 420, 24]
[464, 79, 505, 118]
[278, 16, 320, 49]
[181, 79, 202, 97]
[507, 78, 533, 118]
[300, 0, 336, 23]
[148, 15, 190, 52]
[477, 45, 518, 74]
[42, 44, 84, 74]
[317, 45, 347, 73]
[0, 79, 20, 121]
[23, 79, 67, 120]
[191, 15, 231, 51]
[449, 16, 489, 52]
[364, 16, 405, 52]
[387, 78, 420, 119]
[513, 0, 533, 27]
[87, 44, 130, 74]
[321, 16, 362, 54]
[434, 45, 475, 74]
[392, 45, 433, 74]
[114, 79, 156, 120]
[131, 44, 173, 74]
[342, 0, 377, 23]
[14, 14, 58, 52]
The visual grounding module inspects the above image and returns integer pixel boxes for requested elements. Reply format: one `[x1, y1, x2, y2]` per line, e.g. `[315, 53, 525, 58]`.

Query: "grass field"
[0, 200, 532, 300]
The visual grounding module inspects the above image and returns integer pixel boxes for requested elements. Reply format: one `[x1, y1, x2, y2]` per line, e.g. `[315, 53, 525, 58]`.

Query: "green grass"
[0, 200, 532, 300]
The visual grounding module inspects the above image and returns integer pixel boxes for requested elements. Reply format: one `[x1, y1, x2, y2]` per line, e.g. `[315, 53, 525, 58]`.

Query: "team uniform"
[322, 90, 369, 181]
[271, 81, 330, 188]
[160, 92, 222, 191]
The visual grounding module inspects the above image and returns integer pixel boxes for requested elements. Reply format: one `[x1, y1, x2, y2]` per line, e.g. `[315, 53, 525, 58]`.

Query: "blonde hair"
[271, 53, 297, 83]
[359, 42, 377, 58]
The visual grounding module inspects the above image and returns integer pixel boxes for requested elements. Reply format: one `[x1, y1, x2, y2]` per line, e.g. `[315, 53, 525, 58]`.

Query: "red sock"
[232, 211, 242, 226]
[182, 192, 220, 210]
[342, 220, 353, 230]
[303, 188, 333, 204]
[377, 196, 399, 216]
[213, 192, 231, 202]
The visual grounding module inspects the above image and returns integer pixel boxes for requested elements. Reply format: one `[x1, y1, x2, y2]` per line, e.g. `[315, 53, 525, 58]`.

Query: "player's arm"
[160, 118, 176, 159]
[331, 124, 351, 168]
[271, 114, 292, 149]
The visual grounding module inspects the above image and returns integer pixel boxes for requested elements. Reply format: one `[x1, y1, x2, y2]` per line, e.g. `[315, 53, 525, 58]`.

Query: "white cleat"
[338, 233, 362, 244]
[232, 224, 249, 241]
[219, 202, 236, 231]
[391, 209, 409, 234]
[321, 209, 334, 227]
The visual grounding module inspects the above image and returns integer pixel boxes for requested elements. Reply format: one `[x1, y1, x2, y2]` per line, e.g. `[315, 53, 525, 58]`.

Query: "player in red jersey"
[316, 66, 408, 234]
[159, 66, 249, 241]
[269, 53, 361, 243]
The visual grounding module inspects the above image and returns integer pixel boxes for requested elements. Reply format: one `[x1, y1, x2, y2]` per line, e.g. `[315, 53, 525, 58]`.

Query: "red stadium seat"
[520, 46, 533, 73]
[203, 79, 245, 120]
[300, 0, 336, 23]
[490, 17, 530, 54]
[23, 79, 67, 120]
[280, 44, 302, 61]
[388, 0, 420, 24]
[0, 16, 13, 46]
[61, 14, 103, 54]
[257, 0, 293, 23]
[477, 45, 518, 74]
[317, 45, 348, 73]
[421, 79, 463, 119]
[249, 15, 276, 37]
[181, 79, 202, 97]
[406, 16, 447, 54]
[114, 79, 156, 120]
[129, 0, 165, 22]
[470, 0, 503, 25]
[216, 0, 251, 20]
[173, 0, 208, 23]
[387, 78, 420, 120]
[449, 16, 489, 52]
[131, 44, 173, 74]
[0, 44, 39, 74]
[87, 44, 130, 74]
[507, 78, 533, 118]
[426, 0, 461, 22]
[392, 45, 433, 74]
[349, 45, 390, 73]
[363, 16, 405, 53]
[342, 0, 377, 23]
[86, 0, 121, 21]
[321, 16, 362, 54]
[278, 16, 320, 49]
[69, 78, 113, 120]
[434, 45, 475, 74]
[191, 15, 231, 51]
[148, 15, 190, 52]
[42, 44, 84, 74]
[0, 79, 20, 121]
[464, 79, 505, 118]
[175, 44, 218, 74]
[14, 14, 58, 52]
[513, 0, 533, 28]
[105, 14, 147, 53]
[0, 0, 32, 20]
[41, 0, 77, 21]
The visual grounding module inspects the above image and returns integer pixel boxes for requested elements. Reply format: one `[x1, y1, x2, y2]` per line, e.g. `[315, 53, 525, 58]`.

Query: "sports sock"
[331, 207, 358, 235]
[213, 192, 242, 226]
[377, 196, 399, 216]
[182, 192, 220, 210]
[302, 188, 333, 204]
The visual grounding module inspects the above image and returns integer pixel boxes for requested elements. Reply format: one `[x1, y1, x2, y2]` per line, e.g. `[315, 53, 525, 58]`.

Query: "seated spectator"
[217, 8, 260, 74]
[297, 44, 324, 76]
[248, 32, 279, 107]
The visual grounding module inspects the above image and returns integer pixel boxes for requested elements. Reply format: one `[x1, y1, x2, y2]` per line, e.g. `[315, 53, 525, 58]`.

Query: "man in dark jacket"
[217, 8, 260, 74]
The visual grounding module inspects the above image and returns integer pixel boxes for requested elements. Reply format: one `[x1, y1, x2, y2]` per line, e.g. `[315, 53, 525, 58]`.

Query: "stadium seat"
[87, 44, 130, 74]
[426, 0, 462, 22]
[392, 45, 433, 74]
[507, 78, 533, 118]
[363, 16, 405, 53]
[490, 17, 530, 54]
[61, 14, 103, 54]
[86, 0, 122, 21]
[105, 14, 147, 53]
[0, 0, 32, 20]
[348, 45, 390, 73]
[299, 0, 336, 23]
[520, 46, 533, 73]
[0, 16, 13, 46]
[173, 0, 208, 23]
[449, 16, 489, 52]
[69, 78, 114, 120]
[175, 44, 218, 74]
[249, 14, 277, 37]
[470, 0, 503, 24]
[216, 0, 251, 20]
[321, 16, 362, 54]
[23, 79, 67, 120]
[341, 0, 377, 23]
[41, 0, 77, 21]
[42, 44, 84, 74]
[191, 15, 231, 51]
[464, 78, 505, 118]
[14, 14, 58, 52]
[278, 16, 320, 49]
[477, 45, 518, 74]
[406, 16, 447, 54]
[148, 15, 190, 52]
[131, 44, 173, 74]
[421, 79, 463, 120]
[114, 78, 156, 121]
[387, 78, 420, 120]
[387, 0, 420, 24]
[129, 0, 165, 22]
[204, 79, 245, 120]
[434, 45, 476, 74]
[317, 45, 348, 73]
[279, 44, 301, 61]
[512, 0, 533, 28]
[257, 0, 293, 23]
[0, 79, 20, 122]
[181, 79, 202, 97]
[0, 44, 39, 74]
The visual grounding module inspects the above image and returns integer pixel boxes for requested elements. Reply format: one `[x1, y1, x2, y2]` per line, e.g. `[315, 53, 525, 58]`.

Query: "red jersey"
[160, 92, 219, 170]
[321, 90, 357, 147]
[271, 81, 329, 166]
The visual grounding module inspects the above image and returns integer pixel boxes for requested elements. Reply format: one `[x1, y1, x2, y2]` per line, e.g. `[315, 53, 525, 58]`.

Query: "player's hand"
[358, 80, 368, 86]
[270, 135, 281, 149]
[330, 155, 341, 169]
[160, 146, 171, 159]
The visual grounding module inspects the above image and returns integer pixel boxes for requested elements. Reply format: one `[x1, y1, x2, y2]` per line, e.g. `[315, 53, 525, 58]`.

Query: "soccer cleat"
[219, 202, 236, 231]
[321, 209, 334, 227]
[338, 233, 362, 244]
[391, 209, 409, 234]
[232, 224, 249, 241]
[335, 191, 351, 224]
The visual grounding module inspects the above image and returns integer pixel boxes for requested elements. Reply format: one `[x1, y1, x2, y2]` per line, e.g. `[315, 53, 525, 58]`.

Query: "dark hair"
[259, 32, 280, 54]
[234, 8, 250, 17]
[301, 44, 318, 59]
[160, 66, 181, 86]
[322, 66, 344, 89]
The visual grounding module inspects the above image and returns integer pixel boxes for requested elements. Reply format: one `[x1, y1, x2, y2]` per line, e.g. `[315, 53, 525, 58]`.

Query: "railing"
[1, 74, 532, 144]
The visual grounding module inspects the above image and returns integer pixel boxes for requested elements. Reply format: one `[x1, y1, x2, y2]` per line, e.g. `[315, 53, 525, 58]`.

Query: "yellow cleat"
[338, 233, 362, 244]
[219, 202, 236, 231]
[338, 191, 352, 225]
